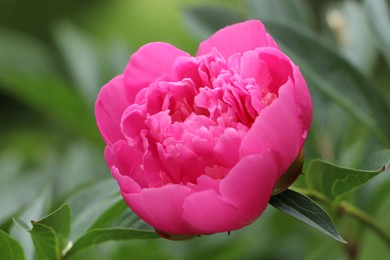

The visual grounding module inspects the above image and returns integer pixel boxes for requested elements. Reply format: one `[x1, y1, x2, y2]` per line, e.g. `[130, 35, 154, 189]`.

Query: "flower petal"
[293, 65, 312, 138]
[124, 42, 190, 102]
[240, 80, 304, 175]
[95, 75, 129, 145]
[122, 185, 193, 234]
[220, 151, 280, 220]
[197, 20, 279, 58]
[182, 189, 249, 234]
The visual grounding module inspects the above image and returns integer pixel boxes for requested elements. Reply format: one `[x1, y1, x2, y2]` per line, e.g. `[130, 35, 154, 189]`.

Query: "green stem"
[293, 187, 390, 248]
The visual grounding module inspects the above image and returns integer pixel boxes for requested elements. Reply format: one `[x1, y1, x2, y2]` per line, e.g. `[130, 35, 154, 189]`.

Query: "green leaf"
[0, 73, 100, 144]
[67, 178, 120, 241]
[0, 153, 46, 224]
[88, 199, 128, 230]
[53, 21, 101, 105]
[0, 28, 56, 76]
[246, 0, 314, 28]
[10, 184, 52, 260]
[269, 189, 346, 243]
[29, 223, 60, 260]
[305, 154, 390, 200]
[15, 205, 71, 260]
[182, 6, 244, 40]
[89, 199, 153, 232]
[364, 0, 390, 67]
[0, 230, 25, 260]
[262, 20, 390, 145]
[32, 204, 71, 251]
[65, 228, 159, 258]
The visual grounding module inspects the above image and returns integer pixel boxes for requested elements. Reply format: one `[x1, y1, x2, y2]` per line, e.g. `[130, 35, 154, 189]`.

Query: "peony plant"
[95, 20, 312, 236]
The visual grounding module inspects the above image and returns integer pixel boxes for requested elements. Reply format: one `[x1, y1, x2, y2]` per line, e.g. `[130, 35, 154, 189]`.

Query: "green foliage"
[66, 228, 159, 258]
[306, 154, 390, 200]
[15, 205, 71, 260]
[0, 230, 25, 260]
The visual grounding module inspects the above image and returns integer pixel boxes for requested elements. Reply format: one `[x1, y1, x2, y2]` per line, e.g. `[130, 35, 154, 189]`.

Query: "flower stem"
[293, 187, 390, 248]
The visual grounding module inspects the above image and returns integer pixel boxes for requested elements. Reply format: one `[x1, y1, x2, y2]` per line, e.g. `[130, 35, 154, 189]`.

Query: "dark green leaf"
[182, 6, 244, 40]
[364, 0, 390, 67]
[305, 153, 390, 199]
[0, 230, 25, 260]
[269, 189, 346, 243]
[0, 73, 100, 144]
[263, 20, 390, 145]
[65, 228, 159, 258]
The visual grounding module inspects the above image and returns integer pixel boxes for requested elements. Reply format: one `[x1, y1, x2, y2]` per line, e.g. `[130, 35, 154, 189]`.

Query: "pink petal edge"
[197, 20, 279, 58]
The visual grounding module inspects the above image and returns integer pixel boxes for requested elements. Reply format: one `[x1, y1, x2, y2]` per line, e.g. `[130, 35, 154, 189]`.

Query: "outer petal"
[95, 75, 129, 145]
[197, 20, 279, 58]
[182, 189, 249, 234]
[182, 151, 279, 234]
[240, 80, 303, 175]
[293, 65, 312, 137]
[122, 185, 193, 234]
[124, 42, 190, 102]
[220, 151, 280, 220]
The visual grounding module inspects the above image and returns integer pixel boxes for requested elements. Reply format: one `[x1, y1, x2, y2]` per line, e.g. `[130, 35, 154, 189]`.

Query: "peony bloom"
[95, 20, 312, 236]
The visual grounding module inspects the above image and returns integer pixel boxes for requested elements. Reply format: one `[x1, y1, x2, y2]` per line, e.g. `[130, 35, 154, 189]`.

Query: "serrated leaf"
[0, 230, 25, 260]
[305, 154, 390, 200]
[364, 0, 390, 67]
[65, 228, 159, 258]
[269, 189, 346, 243]
[262, 21, 390, 145]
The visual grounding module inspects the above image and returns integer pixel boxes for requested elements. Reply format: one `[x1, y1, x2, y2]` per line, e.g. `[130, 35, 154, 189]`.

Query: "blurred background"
[1, 0, 390, 259]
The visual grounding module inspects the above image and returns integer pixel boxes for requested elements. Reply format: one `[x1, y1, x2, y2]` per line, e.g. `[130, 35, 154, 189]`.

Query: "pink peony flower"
[95, 20, 312, 236]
